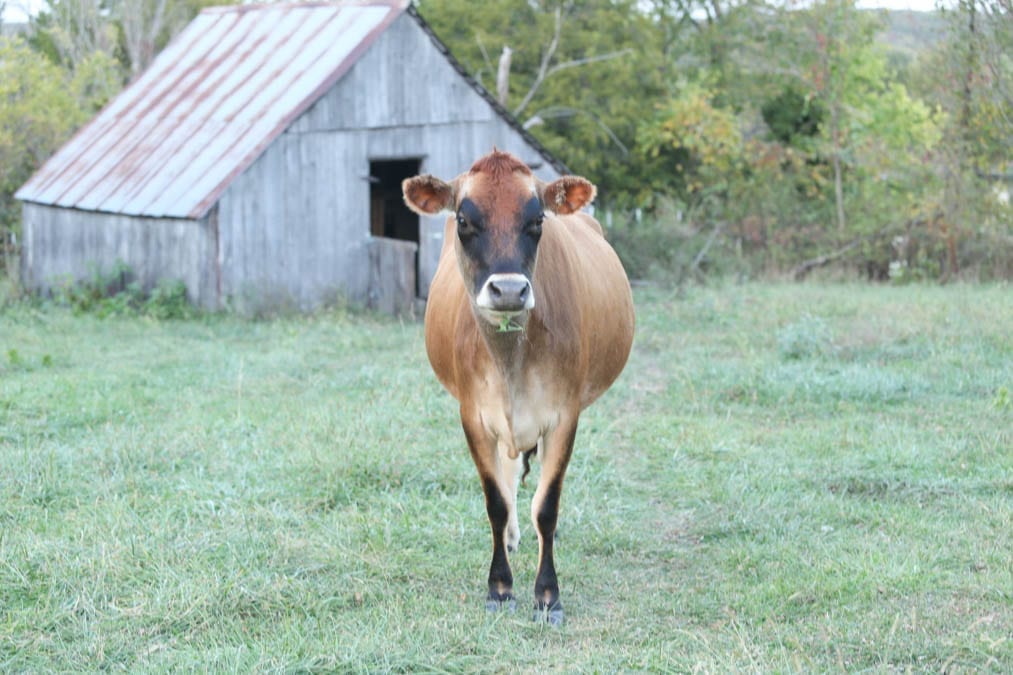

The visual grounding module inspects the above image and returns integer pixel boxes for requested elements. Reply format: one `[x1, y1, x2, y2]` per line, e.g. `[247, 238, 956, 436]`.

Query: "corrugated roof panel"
[151, 4, 391, 218]
[16, 1, 408, 219]
[108, 115, 224, 216]
[24, 11, 238, 206]
[84, 8, 305, 215]
[102, 10, 294, 216]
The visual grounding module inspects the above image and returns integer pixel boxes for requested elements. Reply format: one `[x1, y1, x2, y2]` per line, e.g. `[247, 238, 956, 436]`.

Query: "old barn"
[16, 0, 565, 313]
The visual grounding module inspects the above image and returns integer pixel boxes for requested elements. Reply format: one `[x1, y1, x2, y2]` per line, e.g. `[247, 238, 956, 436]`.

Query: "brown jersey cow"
[403, 150, 634, 624]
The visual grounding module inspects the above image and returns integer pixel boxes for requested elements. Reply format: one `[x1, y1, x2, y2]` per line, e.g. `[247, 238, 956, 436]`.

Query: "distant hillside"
[874, 9, 948, 57]
[2, 21, 29, 37]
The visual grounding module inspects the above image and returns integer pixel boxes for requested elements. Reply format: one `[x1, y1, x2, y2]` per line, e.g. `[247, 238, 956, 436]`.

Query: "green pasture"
[1, 283, 1009, 672]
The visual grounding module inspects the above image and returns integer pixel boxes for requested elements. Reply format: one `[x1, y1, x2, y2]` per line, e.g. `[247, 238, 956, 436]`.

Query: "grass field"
[1, 283, 1010, 672]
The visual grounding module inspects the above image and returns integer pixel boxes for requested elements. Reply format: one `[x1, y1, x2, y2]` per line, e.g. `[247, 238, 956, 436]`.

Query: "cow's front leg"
[461, 409, 515, 611]
[502, 448, 526, 553]
[530, 412, 578, 625]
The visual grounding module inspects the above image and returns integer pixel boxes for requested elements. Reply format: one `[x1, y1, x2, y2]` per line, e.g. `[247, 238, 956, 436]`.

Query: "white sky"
[856, 0, 948, 9]
[2, 0, 949, 26]
[3, 0, 44, 24]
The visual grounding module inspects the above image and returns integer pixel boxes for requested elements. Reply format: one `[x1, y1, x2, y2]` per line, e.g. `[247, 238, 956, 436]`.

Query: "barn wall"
[219, 11, 561, 306]
[356, 120, 561, 297]
[20, 203, 217, 307]
[215, 131, 367, 312]
[216, 115, 560, 310]
[291, 13, 493, 133]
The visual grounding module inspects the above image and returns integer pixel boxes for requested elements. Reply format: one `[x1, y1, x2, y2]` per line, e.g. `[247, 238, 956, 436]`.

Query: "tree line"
[2, 0, 1010, 285]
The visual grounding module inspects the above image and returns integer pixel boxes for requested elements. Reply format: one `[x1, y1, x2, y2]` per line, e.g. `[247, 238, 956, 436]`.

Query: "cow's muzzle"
[476, 273, 534, 314]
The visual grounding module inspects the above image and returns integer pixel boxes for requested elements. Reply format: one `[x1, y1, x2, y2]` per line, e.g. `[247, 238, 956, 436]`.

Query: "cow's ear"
[402, 175, 456, 215]
[538, 176, 597, 215]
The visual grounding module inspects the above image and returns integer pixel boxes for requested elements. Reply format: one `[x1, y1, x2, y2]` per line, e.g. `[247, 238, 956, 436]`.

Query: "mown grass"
[1, 283, 1009, 672]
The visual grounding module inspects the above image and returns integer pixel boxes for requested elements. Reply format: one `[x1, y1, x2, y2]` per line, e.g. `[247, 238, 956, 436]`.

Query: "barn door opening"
[370, 159, 421, 297]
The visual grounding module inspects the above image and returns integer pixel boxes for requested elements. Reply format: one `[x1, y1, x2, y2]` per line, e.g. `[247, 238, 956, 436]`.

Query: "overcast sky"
[2, 0, 950, 29]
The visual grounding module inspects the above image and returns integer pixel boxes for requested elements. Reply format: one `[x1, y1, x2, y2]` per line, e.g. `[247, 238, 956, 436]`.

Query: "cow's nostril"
[481, 274, 532, 311]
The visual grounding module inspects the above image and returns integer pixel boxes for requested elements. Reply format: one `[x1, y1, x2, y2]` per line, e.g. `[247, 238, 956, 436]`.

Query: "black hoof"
[532, 603, 564, 626]
[486, 597, 517, 613]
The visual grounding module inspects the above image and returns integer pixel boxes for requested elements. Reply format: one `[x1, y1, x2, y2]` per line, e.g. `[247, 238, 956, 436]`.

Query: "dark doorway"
[370, 159, 421, 243]
[370, 159, 421, 296]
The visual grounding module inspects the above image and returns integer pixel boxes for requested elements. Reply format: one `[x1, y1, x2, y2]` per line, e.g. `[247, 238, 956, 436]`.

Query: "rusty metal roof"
[16, 1, 409, 219]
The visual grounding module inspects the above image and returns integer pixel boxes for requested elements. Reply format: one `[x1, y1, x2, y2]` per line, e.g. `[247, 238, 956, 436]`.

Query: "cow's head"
[403, 150, 596, 327]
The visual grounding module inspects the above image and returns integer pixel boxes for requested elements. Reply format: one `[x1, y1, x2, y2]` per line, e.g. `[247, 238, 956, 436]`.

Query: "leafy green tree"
[30, 0, 220, 75]
[419, 0, 670, 206]
[761, 86, 824, 146]
[735, 2, 943, 272]
[27, 0, 119, 69]
[0, 36, 122, 275]
[2, 0, 223, 279]
[930, 0, 1012, 280]
[637, 79, 743, 203]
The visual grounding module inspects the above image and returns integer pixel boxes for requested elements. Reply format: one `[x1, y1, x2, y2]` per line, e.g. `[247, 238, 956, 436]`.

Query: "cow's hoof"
[486, 597, 517, 613]
[506, 524, 520, 552]
[533, 604, 564, 626]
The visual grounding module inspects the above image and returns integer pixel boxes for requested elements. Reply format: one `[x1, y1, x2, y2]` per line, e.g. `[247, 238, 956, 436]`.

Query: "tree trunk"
[831, 107, 846, 233]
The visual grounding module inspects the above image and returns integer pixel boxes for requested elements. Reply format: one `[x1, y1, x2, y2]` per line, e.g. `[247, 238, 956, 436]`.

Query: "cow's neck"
[476, 313, 531, 388]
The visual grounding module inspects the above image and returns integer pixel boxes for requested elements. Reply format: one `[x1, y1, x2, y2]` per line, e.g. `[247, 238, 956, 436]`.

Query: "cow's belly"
[509, 396, 558, 453]
[478, 372, 561, 458]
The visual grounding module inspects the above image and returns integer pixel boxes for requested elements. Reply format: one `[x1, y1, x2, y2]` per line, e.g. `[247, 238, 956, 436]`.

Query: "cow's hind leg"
[530, 415, 578, 625]
[461, 410, 516, 612]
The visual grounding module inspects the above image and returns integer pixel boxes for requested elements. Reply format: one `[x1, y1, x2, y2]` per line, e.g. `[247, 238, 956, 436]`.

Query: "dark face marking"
[455, 194, 544, 298]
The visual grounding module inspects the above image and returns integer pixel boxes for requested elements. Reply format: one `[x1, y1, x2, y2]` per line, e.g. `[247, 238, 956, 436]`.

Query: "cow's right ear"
[402, 175, 456, 215]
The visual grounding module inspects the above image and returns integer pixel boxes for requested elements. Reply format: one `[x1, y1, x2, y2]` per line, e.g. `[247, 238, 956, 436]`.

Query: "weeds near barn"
[46, 262, 195, 319]
[0, 283, 1009, 671]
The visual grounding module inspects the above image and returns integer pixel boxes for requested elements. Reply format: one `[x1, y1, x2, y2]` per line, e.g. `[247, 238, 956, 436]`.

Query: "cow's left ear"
[538, 176, 597, 215]
[402, 175, 457, 215]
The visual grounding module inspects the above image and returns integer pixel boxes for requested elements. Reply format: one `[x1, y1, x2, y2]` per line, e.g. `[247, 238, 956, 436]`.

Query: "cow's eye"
[456, 214, 478, 240]
[525, 214, 544, 237]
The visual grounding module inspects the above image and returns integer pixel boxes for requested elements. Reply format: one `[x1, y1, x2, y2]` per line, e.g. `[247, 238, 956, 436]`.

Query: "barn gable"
[16, 1, 567, 312]
[15, 1, 408, 219]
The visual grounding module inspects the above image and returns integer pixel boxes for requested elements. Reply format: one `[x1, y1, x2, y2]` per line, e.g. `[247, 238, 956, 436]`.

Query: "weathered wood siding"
[367, 237, 417, 317]
[20, 10, 563, 315]
[216, 12, 560, 310]
[20, 203, 217, 307]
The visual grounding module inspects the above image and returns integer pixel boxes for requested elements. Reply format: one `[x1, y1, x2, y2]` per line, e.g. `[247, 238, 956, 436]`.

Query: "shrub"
[50, 262, 195, 319]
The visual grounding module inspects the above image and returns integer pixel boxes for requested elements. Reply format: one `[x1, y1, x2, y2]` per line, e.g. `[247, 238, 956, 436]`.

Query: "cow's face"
[403, 150, 595, 327]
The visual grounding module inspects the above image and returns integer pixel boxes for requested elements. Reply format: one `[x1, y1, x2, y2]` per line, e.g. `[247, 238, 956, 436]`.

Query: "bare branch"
[506, 4, 634, 118]
[512, 6, 563, 118]
[496, 46, 512, 105]
[514, 44, 633, 117]
[690, 220, 726, 280]
[792, 238, 862, 280]
[475, 33, 494, 74]
[543, 49, 634, 79]
[522, 106, 630, 157]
